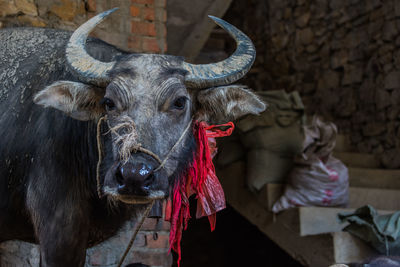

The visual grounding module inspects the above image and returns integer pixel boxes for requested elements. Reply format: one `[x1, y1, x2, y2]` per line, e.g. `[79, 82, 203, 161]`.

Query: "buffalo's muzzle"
[115, 162, 155, 196]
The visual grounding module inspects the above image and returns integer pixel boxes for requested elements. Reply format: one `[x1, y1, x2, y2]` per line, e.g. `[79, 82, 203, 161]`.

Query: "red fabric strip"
[165, 120, 234, 266]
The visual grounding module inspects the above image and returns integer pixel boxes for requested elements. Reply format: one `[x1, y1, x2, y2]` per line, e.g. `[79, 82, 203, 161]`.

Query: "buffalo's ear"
[193, 85, 266, 124]
[33, 81, 105, 121]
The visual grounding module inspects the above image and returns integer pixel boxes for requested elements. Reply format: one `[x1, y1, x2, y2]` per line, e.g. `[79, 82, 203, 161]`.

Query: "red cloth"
[165, 121, 234, 266]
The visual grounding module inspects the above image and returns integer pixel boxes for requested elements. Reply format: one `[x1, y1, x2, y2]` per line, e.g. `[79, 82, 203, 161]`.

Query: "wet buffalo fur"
[0, 28, 196, 267]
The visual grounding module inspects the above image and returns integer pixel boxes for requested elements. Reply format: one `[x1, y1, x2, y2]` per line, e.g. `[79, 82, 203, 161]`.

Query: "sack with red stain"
[165, 121, 234, 266]
[272, 116, 349, 213]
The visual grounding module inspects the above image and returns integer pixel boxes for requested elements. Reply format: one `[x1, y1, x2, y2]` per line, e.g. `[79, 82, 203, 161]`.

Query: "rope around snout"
[96, 116, 193, 198]
[96, 116, 106, 198]
[96, 116, 163, 198]
[95, 116, 193, 266]
[154, 117, 193, 172]
[96, 119, 155, 266]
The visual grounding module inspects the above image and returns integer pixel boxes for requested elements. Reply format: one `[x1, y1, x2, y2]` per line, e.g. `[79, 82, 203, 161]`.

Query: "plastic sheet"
[272, 116, 349, 213]
[165, 121, 231, 266]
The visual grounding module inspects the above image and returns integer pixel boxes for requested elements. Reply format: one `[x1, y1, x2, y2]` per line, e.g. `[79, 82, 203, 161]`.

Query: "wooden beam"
[299, 207, 394, 236]
[349, 167, 400, 189]
[349, 187, 400, 210]
[333, 152, 380, 169]
[333, 232, 378, 264]
[178, 0, 233, 61]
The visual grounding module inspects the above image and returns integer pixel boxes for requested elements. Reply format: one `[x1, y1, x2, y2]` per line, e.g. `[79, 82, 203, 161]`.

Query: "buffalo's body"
[0, 28, 138, 265]
[0, 10, 265, 267]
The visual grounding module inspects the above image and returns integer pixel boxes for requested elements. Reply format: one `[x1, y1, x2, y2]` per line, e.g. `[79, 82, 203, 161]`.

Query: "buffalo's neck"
[80, 118, 136, 240]
[36, 113, 134, 243]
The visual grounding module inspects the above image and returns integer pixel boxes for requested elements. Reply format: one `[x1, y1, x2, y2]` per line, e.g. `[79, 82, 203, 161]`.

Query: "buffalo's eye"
[100, 98, 116, 111]
[172, 96, 187, 110]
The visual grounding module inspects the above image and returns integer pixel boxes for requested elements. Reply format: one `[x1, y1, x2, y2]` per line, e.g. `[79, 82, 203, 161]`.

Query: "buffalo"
[0, 8, 265, 267]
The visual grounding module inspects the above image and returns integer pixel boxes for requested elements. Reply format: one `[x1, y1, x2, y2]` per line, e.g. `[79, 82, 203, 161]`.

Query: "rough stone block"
[382, 20, 398, 41]
[318, 70, 340, 89]
[295, 12, 310, 28]
[331, 50, 348, 69]
[384, 71, 400, 89]
[49, 0, 85, 21]
[375, 89, 391, 110]
[15, 0, 38, 16]
[0, 1, 19, 16]
[362, 123, 386, 137]
[342, 65, 363, 85]
[296, 27, 314, 45]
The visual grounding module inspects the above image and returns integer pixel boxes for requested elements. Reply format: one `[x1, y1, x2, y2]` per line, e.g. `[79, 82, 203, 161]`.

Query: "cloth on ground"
[339, 205, 400, 256]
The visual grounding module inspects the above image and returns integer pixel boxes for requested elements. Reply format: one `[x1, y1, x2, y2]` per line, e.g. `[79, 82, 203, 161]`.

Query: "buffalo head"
[33, 9, 266, 204]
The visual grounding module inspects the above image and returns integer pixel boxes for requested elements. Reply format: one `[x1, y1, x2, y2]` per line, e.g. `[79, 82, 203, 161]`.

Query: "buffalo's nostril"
[115, 165, 124, 186]
[116, 162, 155, 195]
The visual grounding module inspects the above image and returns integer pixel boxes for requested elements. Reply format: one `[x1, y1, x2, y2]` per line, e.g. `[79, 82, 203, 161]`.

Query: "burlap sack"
[236, 90, 305, 191]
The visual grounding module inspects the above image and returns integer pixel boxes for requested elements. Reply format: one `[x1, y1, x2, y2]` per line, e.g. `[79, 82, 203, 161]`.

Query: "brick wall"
[0, 0, 172, 266]
[0, 0, 167, 53]
[129, 0, 167, 53]
[85, 213, 173, 267]
[0, 214, 172, 267]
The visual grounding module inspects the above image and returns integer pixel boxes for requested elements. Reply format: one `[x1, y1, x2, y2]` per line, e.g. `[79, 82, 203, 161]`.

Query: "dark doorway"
[174, 202, 303, 267]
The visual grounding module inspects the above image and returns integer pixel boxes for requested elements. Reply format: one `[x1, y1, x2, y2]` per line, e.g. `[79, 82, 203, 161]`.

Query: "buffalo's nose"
[115, 162, 155, 195]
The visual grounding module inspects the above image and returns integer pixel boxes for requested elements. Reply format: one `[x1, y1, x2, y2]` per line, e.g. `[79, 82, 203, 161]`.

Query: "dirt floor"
[173, 201, 303, 267]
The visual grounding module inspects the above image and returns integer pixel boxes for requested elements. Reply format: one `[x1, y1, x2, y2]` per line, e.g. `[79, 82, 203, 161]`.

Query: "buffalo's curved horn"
[66, 8, 118, 87]
[183, 16, 256, 89]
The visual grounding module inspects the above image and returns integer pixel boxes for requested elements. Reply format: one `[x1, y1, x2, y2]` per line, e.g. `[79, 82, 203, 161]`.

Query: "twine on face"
[95, 115, 192, 197]
[154, 117, 193, 172]
[96, 115, 106, 198]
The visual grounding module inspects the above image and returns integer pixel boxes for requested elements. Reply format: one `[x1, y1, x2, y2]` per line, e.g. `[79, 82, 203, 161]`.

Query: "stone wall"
[221, 0, 400, 168]
[0, 0, 171, 266]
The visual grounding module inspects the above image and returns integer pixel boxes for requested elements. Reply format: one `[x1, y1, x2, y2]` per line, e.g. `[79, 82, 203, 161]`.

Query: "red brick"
[142, 37, 161, 53]
[133, 233, 146, 247]
[141, 218, 171, 231]
[128, 36, 142, 51]
[131, 21, 157, 36]
[130, 5, 140, 17]
[87, 12, 96, 19]
[131, 0, 154, 5]
[154, 0, 166, 8]
[146, 233, 170, 249]
[143, 7, 155, 21]
[87, 0, 96, 12]
[129, 250, 170, 266]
